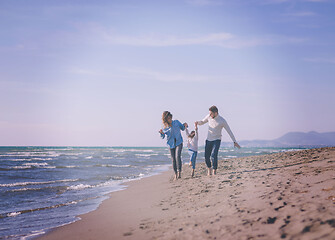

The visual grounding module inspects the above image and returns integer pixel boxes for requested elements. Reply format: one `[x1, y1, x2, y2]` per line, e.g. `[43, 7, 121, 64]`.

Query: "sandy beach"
[38, 147, 335, 240]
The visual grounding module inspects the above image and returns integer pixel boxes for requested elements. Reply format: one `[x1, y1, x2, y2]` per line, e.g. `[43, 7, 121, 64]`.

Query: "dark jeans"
[170, 143, 183, 173]
[205, 139, 221, 170]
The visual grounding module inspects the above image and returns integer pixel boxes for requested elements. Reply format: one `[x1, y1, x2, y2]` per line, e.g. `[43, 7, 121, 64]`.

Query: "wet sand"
[38, 147, 335, 240]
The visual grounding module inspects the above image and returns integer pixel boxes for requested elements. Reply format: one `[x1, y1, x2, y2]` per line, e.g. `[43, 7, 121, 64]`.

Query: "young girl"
[185, 122, 198, 177]
[159, 111, 188, 180]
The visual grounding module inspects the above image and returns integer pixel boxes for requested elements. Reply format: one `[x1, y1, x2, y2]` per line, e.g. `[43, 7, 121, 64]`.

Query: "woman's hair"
[162, 111, 173, 127]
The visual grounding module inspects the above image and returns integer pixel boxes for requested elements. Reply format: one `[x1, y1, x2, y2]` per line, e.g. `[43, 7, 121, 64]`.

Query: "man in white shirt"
[196, 105, 241, 175]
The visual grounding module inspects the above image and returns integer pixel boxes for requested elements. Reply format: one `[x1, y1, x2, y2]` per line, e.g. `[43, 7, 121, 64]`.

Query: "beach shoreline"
[37, 147, 335, 240]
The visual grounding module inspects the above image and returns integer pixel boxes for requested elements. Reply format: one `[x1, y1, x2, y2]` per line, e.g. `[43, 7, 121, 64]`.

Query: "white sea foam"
[1, 151, 60, 157]
[6, 158, 31, 162]
[7, 212, 21, 217]
[9, 187, 43, 192]
[31, 157, 53, 161]
[67, 184, 92, 190]
[12, 166, 31, 169]
[24, 162, 49, 167]
[108, 164, 131, 168]
[0, 179, 79, 187]
[135, 154, 152, 157]
[8, 162, 56, 169]
[9, 162, 57, 169]
[7, 157, 53, 162]
[106, 148, 155, 153]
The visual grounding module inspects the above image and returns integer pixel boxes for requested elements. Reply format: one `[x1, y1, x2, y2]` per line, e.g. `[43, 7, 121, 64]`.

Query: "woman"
[159, 111, 187, 180]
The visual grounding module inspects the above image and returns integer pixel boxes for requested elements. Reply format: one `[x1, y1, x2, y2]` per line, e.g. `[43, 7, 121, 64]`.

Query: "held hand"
[159, 129, 164, 135]
[234, 142, 241, 149]
[183, 122, 188, 128]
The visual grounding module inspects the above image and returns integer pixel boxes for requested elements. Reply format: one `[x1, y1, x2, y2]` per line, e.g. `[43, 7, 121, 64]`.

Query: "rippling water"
[0, 146, 306, 239]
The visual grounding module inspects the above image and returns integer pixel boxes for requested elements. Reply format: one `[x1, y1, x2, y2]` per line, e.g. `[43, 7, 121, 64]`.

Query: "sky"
[0, 0, 334, 146]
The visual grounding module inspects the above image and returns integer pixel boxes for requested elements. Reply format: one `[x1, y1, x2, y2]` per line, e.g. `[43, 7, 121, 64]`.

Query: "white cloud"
[67, 66, 221, 83]
[103, 31, 307, 48]
[105, 33, 234, 47]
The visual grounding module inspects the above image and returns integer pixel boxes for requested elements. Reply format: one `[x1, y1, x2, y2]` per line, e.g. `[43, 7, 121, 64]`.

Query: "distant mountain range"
[221, 131, 335, 147]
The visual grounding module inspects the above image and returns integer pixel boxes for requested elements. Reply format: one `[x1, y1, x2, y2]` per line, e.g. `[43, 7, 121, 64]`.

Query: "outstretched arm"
[196, 114, 209, 126]
[185, 127, 190, 137]
[177, 120, 187, 131]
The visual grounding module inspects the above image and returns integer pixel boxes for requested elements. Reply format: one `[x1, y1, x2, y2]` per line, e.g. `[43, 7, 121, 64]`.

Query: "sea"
[0, 146, 308, 239]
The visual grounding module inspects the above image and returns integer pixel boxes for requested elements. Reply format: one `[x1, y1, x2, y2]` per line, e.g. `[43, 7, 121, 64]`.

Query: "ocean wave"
[1, 201, 79, 219]
[3, 158, 31, 162]
[0, 151, 61, 157]
[1, 195, 103, 220]
[0, 179, 79, 187]
[56, 165, 77, 168]
[91, 164, 131, 168]
[7, 162, 56, 169]
[12, 166, 31, 169]
[24, 162, 49, 167]
[6, 185, 68, 193]
[106, 148, 155, 153]
[135, 154, 152, 157]
[30, 157, 54, 161]
[52, 164, 132, 169]
[7, 212, 21, 217]
[6, 162, 57, 170]
[67, 184, 92, 190]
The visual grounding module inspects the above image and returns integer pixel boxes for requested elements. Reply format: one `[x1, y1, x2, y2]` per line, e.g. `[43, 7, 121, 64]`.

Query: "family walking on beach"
[159, 105, 241, 180]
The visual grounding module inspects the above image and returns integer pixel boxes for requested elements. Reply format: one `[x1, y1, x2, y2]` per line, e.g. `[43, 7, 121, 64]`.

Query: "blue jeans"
[188, 149, 197, 170]
[205, 139, 221, 170]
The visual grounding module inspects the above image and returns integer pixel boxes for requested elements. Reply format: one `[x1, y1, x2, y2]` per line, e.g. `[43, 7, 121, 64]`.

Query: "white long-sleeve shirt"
[185, 128, 198, 151]
[197, 114, 237, 142]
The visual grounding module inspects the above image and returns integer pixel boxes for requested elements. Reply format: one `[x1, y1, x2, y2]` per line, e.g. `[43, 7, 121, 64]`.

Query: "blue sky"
[0, 0, 334, 146]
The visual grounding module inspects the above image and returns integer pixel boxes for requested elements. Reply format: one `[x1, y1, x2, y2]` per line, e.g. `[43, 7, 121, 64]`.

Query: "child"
[185, 122, 198, 177]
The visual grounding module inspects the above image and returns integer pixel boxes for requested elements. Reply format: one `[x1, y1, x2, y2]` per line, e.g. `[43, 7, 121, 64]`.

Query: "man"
[196, 105, 241, 175]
